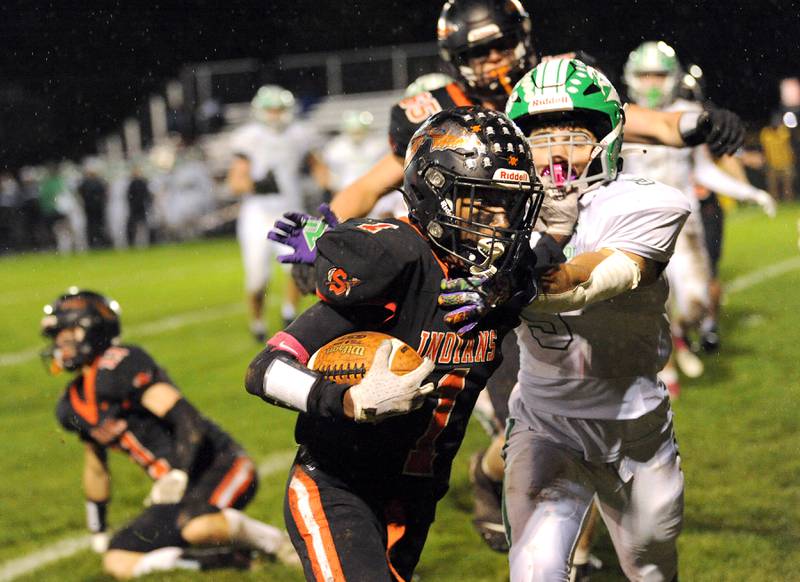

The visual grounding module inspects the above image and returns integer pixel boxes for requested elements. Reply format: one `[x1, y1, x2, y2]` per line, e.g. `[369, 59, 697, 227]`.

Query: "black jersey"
[388, 82, 475, 159]
[283, 218, 519, 499]
[56, 344, 237, 479]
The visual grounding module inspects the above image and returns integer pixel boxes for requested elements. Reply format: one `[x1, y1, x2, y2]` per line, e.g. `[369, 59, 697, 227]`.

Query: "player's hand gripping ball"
[308, 332, 435, 422]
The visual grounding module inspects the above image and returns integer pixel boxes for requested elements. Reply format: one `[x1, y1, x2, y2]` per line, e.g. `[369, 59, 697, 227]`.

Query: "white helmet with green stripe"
[505, 58, 624, 194]
[623, 41, 682, 108]
[251, 85, 295, 127]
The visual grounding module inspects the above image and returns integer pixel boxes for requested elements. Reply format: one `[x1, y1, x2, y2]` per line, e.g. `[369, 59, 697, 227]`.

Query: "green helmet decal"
[623, 41, 682, 108]
[505, 58, 624, 191]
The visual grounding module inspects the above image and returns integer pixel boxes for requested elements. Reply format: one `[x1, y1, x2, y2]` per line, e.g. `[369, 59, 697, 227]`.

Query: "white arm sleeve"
[527, 249, 641, 314]
[693, 146, 761, 202]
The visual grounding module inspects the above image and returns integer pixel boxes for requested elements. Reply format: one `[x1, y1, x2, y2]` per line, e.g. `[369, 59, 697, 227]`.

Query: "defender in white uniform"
[503, 59, 691, 581]
[623, 42, 776, 384]
[227, 85, 321, 341]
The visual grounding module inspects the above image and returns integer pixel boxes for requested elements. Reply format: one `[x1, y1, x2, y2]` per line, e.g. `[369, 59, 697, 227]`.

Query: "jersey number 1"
[402, 368, 469, 477]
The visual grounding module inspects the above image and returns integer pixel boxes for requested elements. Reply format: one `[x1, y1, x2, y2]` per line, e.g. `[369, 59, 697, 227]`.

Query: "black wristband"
[86, 499, 108, 533]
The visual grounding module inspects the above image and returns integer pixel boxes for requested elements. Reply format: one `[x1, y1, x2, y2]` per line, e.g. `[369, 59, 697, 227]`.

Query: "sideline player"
[246, 106, 542, 581]
[42, 289, 296, 579]
[493, 58, 689, 581]
[622, 41, 776, 389]
[227, 85, 322, 342]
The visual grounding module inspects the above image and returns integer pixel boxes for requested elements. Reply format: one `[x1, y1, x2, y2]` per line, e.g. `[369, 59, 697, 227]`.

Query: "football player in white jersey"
[227, 85, 322, 342]
[319, 111, 395, 217]
[499, 59, 691, 581]
[622, 42, 776, 390]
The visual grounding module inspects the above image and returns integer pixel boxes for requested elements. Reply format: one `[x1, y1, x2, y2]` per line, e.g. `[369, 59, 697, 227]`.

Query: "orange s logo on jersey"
[326, 268, 362, 297]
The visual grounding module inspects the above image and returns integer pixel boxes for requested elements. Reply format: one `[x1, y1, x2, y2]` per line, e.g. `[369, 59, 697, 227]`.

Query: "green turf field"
[1, 205, 798, 581]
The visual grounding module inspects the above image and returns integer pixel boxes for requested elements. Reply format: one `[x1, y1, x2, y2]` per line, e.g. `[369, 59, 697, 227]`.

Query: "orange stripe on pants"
[209, 457, 250, 507]
[287, 466, 345, 582]
[386, 519, 408, 582]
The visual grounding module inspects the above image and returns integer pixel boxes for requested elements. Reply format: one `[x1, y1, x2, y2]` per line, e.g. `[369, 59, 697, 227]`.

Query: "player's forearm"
[530, 249, 643, 313]
[329, 153, 404, 220]
[163, 399, 206, 472]
[693, 147, 761, 201]
[245, 333, 350, 419]
[623, 105, 684, 147]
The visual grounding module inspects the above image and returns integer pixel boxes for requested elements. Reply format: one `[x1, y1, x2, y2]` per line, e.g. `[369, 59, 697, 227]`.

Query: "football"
[308, 332, 423, 384]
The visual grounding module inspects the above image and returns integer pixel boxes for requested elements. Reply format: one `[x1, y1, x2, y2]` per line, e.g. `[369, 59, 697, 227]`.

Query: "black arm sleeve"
[163, 398, 207, 472]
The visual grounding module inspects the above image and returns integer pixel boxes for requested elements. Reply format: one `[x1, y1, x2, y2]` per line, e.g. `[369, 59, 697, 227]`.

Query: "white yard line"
[724, 255, 800, 295]
[0, 449, 296, 581]
[0, 303, 242, 367]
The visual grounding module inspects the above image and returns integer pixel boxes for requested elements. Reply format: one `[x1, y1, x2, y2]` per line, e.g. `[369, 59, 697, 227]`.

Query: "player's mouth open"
[540, 161, 577, 187]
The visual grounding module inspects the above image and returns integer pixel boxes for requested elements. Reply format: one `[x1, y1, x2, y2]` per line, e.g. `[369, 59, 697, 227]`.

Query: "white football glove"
[754, 190, 777, 218]
[348, 340, 436, 423]
[146, 469, 189, 505]
[536, 190, 579, 237]
[90, 531, 110, 553]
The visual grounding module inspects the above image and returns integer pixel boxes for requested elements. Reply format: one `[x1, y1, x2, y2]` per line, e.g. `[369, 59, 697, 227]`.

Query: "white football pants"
[504, 414, 683, 582]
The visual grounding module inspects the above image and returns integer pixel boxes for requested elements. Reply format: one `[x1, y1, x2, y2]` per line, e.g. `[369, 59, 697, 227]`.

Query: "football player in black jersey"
[246, 106, 542, 581]
[42, 289, 297, 579]
[313, 0, 744, 222]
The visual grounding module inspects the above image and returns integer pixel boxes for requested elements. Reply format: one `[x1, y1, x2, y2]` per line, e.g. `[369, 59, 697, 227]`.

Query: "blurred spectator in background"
[19, 166, 47, 250]
[106, 162, 130, 249]
[160, 139, 215, 240]
[760, 119, 796, 202]
[0, 172, 22, 252]
[77, 159, 109, 248]
[59, 160, 89, 253]
[127, 164, 153, 247]
[39, 164, 71, 252]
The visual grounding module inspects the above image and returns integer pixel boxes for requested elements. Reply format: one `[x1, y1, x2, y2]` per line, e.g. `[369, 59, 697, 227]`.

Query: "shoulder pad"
[315, 219, 423, 306]
[94, 345, 165, 402]
[389, 85, 463, 157]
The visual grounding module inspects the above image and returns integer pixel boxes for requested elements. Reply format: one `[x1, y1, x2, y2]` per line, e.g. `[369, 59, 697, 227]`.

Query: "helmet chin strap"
[469, 238, 506, 276]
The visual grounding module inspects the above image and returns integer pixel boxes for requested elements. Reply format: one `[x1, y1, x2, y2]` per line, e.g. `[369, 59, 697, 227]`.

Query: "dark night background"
[1, 0, 798, 168]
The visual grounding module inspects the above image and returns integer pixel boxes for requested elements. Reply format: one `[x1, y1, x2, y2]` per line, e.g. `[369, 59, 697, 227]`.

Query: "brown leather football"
[308, 332, 423, 384]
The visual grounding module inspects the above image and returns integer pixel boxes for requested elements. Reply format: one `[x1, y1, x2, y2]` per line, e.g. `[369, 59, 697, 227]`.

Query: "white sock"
[572, 545, 590, 566]
[223, 508, 284, 554]
[132, 547, 200, 577]
[281, 303, 296, 322]
[249, 320, 266, 335]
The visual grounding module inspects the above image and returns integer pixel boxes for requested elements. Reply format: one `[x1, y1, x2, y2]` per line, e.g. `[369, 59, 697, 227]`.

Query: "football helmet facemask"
[40, 289, 121, 373]
[403, 106, 542, 277]
[438, 0, 535, 104]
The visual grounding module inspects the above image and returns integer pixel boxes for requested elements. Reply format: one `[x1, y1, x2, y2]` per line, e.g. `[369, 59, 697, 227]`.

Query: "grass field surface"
[1, 204, 798, 581]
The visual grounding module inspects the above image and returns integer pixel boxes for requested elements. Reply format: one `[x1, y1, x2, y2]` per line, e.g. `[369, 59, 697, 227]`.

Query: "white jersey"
[623, 99, 700, 197]
[322, 133, 386, 192]
[229, 121, 320, 211]
[623, 98, 763, 234]
[515, 174, 691, 420]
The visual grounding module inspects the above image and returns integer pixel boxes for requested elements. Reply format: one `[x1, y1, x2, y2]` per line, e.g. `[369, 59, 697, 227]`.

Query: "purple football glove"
[268, 204, 339, 265]
[438, 274, 492, 336]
